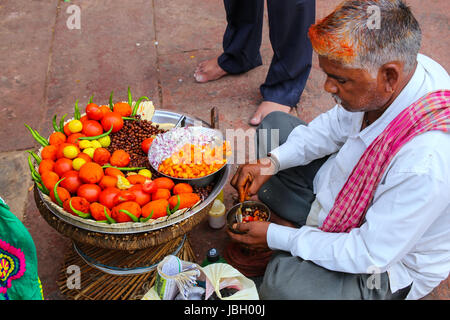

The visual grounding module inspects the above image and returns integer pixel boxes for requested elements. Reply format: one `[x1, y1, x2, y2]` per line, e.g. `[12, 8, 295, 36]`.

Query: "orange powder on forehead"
[308, 7, 359, 64]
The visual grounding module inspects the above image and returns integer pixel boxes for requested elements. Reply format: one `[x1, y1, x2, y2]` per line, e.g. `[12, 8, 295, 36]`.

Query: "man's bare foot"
[194, 57, 228, 83]
[249, 101, 291, 126]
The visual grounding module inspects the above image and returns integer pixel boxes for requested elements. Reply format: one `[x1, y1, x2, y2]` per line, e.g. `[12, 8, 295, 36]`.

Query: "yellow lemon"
[72, 157, 86, 171]
[83, 147, 95, 159]
[68, 120, 83, 133]
[90, 140, 102, 149]
[138, 169, 152, 179]
[117, 175, 131, 190]
[63, 145, 79, 159]
[78, 140, 92, 150]
[97, 135, 111, 147]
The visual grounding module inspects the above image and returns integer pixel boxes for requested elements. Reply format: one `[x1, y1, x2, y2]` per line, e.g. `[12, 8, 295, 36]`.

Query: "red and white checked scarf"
[321, 90, 450, 233]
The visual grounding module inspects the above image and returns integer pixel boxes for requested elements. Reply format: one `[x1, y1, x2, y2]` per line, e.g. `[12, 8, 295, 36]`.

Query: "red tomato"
[129, 185, 151, 206]
[82, 120, 103, 137]
[77, 184, 102, 203]
[80, 115, 89, 125]
[113, 190, 136, 206]
[66, 133, 86, 147]
[53, 158, 73, 177]
[142, 180, 157, 194]
[99, 187, 121, 209]
[60, 170, 83, 194]
[85, 103, 104, 121]
[101, 112, 123, 133]
[141, 137, 154, 154]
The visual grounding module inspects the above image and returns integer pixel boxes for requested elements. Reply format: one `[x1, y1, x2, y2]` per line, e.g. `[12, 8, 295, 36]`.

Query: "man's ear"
[378, 62, 402, 93]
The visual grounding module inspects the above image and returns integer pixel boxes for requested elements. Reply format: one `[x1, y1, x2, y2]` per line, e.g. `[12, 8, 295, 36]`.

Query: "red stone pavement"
[0, 0, 448, 300]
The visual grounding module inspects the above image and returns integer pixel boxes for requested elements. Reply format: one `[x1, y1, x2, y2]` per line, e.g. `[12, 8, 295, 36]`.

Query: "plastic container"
[208, 199, 226, 229]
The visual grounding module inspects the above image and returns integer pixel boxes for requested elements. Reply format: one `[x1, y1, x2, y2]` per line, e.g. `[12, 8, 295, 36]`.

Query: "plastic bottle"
[201, 248, 227, 267]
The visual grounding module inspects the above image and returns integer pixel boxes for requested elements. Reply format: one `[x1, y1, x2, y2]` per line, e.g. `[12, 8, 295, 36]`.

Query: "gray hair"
[308, 0, 422, 75]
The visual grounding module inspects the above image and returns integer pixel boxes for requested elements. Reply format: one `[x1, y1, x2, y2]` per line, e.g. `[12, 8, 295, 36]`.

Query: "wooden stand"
[56, 237, 196, 300]
[34, 188, 205, 300]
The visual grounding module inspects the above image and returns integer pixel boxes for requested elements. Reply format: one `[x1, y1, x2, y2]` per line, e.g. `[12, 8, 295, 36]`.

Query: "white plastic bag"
[142, 257, 259, 300]
[202, 263, 259, 300]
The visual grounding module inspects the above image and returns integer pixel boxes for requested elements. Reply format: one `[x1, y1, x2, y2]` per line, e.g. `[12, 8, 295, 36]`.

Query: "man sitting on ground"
[228, 0, 450, 300]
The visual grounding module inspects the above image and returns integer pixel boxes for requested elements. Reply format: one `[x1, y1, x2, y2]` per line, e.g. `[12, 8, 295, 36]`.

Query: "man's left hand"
[226, 221, 271, 250]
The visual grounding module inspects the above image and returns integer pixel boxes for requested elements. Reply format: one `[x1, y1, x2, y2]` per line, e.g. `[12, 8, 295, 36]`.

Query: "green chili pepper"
[131, 96, 149, 116]
[24, 124, 49, 147]
[52, 115, 61, 133]
[104, 207, 116, 224]
[27, 155, 41, 181]
[53, 178, 66, 207]
[97, 220, 108, 223]
[78, 125, 113, 141]
[166, 204, 171, 217]
[122, 116, 139, 121]
[35, 182, 47, 194]
[89, 94, 94, 104]
[69, 199, 91, 219]
[59, 113, 68, 132]
[118, 209, 138, 222]
[170, 195, 181, 214]
[109, 90, 114, 111]
[26, 150, 41, 165]
[128, 87, 132, 106]
[27, 156, 49, 195]
[139, 209, 154, 223]
[74, 99, 81, 120]
[101, 165, 147, 171]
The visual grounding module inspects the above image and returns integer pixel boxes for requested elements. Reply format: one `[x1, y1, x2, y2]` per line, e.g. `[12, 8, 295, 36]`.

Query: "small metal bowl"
[226, 201, 271, 234]
[148, 126, 228, 187]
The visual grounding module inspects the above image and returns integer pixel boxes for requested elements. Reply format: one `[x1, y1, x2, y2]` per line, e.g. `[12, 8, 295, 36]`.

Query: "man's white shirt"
[268, 54, 450, 299]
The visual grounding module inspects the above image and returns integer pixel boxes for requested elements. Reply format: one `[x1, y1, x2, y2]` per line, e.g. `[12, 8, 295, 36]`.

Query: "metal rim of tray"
[37, 109, 230, 235]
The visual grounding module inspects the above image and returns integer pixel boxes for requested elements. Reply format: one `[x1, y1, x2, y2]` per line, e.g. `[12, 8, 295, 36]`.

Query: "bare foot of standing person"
[194, 57, 228, 83]
[249, 101, 291, 126]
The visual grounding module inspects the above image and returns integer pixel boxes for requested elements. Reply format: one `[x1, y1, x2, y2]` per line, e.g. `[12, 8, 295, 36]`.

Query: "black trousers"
[217, 0, 316, 108]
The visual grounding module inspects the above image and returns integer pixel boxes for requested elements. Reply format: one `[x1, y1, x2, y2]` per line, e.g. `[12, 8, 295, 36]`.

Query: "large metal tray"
[36, 109, 230, 235]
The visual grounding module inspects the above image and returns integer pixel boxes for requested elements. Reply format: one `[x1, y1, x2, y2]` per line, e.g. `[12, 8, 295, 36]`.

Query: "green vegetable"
[170, 195, 180, 214]
[109, 90, 114, 111]
[166, 204, 171, 216]
[104, 207, 116, 224]
[69, 199, 91, 219]
[128, 87, 132, 106]
[24, 124, 49, 147]
[27, 154, 47, 194]
[122, 116, 139, 121]
[140, 209, 154, 223]
[101, 164, 147, 171]
[52, 115, 61, 133]
[78, 125, 113, 141]
[131, 96, 149, 116]
[26, 150, 41, 165]
[53, 178, 66, 207]
[119, 209, 138, 222]
[74, 99, 81, 120]
[59, 113, 68, 132]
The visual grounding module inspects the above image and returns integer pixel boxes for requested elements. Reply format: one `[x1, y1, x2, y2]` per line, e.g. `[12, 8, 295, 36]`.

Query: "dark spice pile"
[107, 116, 215, 198]
[107, 116, 166, 171]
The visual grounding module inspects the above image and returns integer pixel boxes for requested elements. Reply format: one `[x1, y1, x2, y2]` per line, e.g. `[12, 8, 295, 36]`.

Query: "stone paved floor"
[0, 0, 448, 300]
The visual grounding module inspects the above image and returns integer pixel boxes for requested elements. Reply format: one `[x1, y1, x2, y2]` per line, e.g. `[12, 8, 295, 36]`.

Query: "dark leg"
[217, 0, 265, 74]
[260, 0, 316, 107]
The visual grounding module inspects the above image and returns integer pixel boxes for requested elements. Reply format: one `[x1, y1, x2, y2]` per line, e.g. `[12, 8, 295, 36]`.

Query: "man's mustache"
[332, 94, 342, 106]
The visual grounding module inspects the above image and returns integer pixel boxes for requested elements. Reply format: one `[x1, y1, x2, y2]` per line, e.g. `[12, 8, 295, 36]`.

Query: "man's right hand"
[230, 157, 276, 201]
